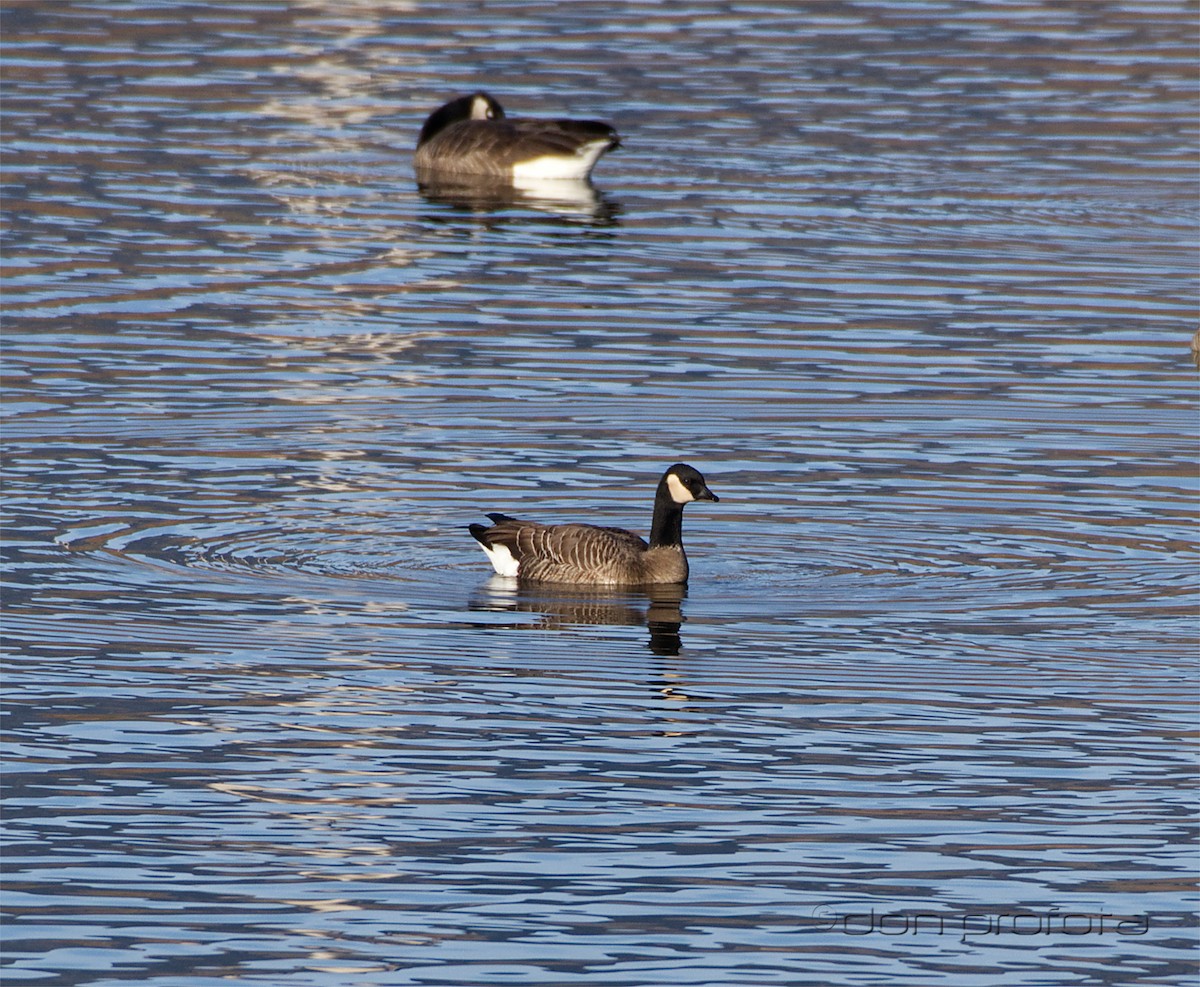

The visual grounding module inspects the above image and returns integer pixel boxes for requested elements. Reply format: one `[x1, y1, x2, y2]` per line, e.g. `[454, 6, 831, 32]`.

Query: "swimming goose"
[468, 464, 718, 585]
[415, 92, 621, 181]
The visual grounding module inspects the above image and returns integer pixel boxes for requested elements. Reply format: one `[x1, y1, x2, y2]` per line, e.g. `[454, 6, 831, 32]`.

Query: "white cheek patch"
[480, 541, 520, 577]
[666, 473, 695, 504]
[471, 95, 492, 120]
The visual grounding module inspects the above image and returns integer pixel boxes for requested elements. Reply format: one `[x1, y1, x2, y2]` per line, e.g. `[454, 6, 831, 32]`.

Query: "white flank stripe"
[511, 140, 610, 181]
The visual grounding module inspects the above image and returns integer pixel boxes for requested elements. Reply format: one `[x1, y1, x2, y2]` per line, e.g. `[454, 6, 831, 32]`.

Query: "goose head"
[417, 91, 505, 146]
[662, 463, 719, 505]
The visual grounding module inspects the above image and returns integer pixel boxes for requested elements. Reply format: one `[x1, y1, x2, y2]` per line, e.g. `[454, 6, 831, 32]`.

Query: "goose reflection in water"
[417, 174, 621, 225]
[470, 577, 686, 656]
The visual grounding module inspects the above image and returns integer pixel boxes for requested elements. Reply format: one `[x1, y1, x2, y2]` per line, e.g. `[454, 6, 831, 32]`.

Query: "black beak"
[697, 486, 718, 503]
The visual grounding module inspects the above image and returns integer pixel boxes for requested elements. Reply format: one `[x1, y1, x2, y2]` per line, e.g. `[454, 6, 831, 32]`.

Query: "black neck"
[649, 484, 685, 548]
[418, 97, 469, 146]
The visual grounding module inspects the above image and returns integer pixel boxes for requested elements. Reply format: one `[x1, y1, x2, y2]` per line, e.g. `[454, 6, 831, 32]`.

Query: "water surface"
[3, 2, 1197, 985]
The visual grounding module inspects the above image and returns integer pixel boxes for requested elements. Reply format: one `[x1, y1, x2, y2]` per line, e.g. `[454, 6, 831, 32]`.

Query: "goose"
[414, 92, 621, 181]
[468, 464, 718, 585]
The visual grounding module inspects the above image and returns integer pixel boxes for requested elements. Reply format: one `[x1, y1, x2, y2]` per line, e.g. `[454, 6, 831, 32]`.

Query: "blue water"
[3, 2, 1197, 985]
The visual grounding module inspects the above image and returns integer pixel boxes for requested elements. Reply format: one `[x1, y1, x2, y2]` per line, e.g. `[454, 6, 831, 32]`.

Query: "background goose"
[415, 92, 621, 181]
[468, 464, 718, 585]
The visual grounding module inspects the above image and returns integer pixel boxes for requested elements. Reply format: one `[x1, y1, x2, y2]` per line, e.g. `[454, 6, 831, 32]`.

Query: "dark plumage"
[468, 464, 719, 585]
[414, 92, 621, 180]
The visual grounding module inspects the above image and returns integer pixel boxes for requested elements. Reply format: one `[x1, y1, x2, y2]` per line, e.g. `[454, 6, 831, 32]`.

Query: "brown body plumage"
[415, 92, 621, 181]
[468, 465, 718, 585]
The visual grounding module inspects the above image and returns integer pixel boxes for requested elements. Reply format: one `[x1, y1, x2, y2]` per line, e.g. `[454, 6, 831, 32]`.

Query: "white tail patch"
[478, 541, 520, 577]
[666, 472, 695, 504]
[511, 140, 611, 182]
